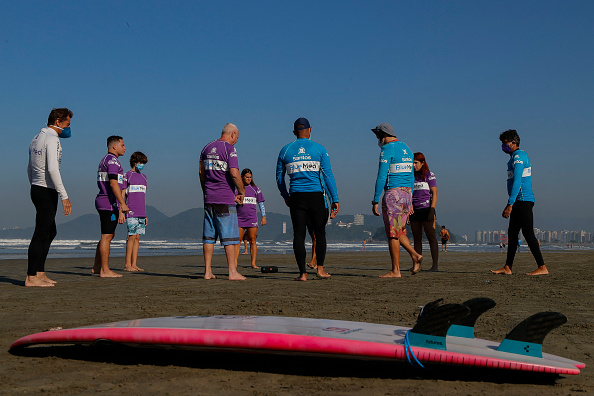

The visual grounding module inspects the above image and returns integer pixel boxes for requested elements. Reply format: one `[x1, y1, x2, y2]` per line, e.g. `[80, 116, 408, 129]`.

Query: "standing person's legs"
[380, 188, 421, 277]
[245, 227, 259, 269]
[517, 202, 548, 275]
[306, 221, 317, 269]
[382, 237, 402, 278]
[235, 227, 246, 264]
[93, 210, 122, 277]
[492, 203, 522, 275]
[213, 204, 244, 280]
[124, 217, 144, 271]
[289, 194, 309, 280]
[423, 221, 439, 271]
[410, 221, 423, 256]
[309, 198, 330, 278]
[202, 205, 217, 279]
[26, 186, 58, 287]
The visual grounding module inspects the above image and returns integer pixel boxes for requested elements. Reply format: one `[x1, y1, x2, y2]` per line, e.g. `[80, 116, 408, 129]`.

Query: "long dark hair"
[241, 168, 257, 186]
[414, 152, 430, 181]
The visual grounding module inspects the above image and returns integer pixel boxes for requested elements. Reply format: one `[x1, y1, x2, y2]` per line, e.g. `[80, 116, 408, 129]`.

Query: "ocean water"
[0, 239, 591, 260]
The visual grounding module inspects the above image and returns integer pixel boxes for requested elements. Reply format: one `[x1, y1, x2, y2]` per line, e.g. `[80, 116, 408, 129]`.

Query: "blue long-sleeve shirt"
[506, 149, 534, 205]
[373, 140, 414, 202]
[276, 138, 339, 203]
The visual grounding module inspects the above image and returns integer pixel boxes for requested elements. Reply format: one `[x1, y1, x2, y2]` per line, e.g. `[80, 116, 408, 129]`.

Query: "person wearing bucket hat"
[371, 123, 423, 277]
[276, 117, 339, 281]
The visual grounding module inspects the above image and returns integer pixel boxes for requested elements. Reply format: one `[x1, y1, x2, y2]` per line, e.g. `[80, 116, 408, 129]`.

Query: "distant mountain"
[0, 207, 456, 243]
[0, 206, 168, 241]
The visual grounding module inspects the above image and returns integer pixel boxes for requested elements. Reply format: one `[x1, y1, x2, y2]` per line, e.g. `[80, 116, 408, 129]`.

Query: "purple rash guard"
[200, 140, 239, 205]
[412, 171, 436, 210]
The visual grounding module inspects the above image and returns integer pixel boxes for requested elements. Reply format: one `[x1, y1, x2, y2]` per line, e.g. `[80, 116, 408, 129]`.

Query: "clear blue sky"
[2, 1, 593, 238]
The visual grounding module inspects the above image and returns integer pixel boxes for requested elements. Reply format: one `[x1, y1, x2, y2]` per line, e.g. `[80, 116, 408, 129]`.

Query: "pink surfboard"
[9, 314, 584, 375]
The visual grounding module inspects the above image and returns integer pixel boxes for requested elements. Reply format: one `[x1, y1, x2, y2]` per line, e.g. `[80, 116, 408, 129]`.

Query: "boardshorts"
[203, 204, 240, 246]
[127, 217, 146, 236]
[382, 187, 412, 239]
[98, 209, 119, 235]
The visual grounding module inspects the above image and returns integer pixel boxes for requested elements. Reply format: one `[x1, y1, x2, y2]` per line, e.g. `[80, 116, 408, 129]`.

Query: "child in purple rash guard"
[123, 152, 148, 272]
[235, 169, 266, 269]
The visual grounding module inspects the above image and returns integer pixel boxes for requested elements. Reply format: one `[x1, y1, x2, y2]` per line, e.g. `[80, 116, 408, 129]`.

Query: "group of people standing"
[25, 108, 548, 286]
[26, 108, 150, 286]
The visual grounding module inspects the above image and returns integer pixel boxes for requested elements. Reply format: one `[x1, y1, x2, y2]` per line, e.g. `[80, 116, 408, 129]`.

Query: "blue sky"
[2, 1, 593, 238]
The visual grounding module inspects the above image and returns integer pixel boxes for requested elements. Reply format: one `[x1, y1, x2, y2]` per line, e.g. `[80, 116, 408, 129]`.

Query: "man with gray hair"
[199, 123, 246, 280]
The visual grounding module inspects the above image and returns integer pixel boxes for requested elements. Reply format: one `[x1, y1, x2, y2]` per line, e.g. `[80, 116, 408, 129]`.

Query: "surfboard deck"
[9, 315, 583, 375]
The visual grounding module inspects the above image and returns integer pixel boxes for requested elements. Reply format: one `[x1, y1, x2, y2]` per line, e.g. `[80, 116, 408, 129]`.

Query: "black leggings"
[506, 201, 545, 269]
[28, 185, 58, 276]
[290, 192, 328, 274]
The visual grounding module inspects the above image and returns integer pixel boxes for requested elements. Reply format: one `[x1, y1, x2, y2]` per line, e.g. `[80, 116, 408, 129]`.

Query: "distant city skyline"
[475, 228, 593, 244]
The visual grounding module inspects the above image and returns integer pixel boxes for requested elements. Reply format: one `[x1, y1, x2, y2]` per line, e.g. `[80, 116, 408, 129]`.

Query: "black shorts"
[409, 207, 431, 223]
[98, 210, 119, 235]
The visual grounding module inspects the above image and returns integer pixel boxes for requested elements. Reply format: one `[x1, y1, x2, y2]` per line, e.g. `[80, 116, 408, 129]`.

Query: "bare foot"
[123, 266, 138, 272]
[316, 271, 331, 279]
[307, 262, 317, 269]
[37, 273, 57, 284]
[204, 273, 216, 280]
[491, 265, 512, 275]
[526, 265, 548, 276]
[133, 266, 144, 272]
[25, 276, 55, 287]
[379, 271, 402, 278]
[411, 255, 423, 274]
[428, 266, 439, 272]
[100, 270, 123, 278]
[242, 251, 249, 255]
[229, 272, 246, 281]
[251, 265, 259, 269]
[91, 266, 100, 274]
[294, 274, 307, 281]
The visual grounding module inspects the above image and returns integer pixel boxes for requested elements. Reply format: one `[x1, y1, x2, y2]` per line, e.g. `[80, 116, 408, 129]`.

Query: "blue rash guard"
[507, 149, 534, 205]
[373, 140, 414, 203]
[276, 138, 339, 203]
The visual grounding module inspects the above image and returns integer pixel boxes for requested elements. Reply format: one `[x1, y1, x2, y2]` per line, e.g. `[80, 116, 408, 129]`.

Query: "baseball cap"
[294, 117, 311, 131]
[371, 123, 396, 137]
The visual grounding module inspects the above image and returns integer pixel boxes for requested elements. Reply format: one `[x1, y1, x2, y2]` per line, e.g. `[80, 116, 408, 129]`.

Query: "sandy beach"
[1, 250, 592, 395]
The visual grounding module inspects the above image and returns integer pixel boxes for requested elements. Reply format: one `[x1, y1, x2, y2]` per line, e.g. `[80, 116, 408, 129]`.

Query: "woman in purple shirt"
[235, 169, 266, 269]
[409, 152, 439, 271]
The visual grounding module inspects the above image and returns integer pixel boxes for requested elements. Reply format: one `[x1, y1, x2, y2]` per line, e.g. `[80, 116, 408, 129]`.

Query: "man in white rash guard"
[26, 108, 73, 287]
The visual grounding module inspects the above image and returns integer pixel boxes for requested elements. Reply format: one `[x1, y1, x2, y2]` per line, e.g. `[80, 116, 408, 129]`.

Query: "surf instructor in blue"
[491, 129, 548, 276]
[276, 117, 339, 281]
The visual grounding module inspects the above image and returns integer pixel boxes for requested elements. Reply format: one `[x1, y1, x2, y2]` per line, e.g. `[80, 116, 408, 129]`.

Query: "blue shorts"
[127, 217, 146, 235]
[203, 204, 240, 246]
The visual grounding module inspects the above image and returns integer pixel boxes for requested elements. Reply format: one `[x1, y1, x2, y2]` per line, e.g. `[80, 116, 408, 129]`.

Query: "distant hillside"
[0, 206, 168, 241]
[0, 207, 457, 243]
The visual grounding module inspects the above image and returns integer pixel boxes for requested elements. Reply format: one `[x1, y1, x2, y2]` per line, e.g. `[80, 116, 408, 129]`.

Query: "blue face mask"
[136, 163, 145, 171]
[53, 125, 71, 138]
[501, 143, 512, 154]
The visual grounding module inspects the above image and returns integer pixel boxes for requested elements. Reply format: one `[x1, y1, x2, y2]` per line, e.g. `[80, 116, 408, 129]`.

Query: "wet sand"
[1, 250, 592, 395]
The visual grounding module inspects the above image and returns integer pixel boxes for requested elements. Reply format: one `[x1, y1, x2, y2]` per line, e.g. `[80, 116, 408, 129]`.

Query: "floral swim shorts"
[382, 187, 412, 239]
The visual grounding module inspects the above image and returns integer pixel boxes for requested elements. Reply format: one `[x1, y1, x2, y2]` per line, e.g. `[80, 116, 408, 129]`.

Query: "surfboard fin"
[447, 297, 497, 339]
[412, 299, 471, 337]
[497, 312, 567, 358]
[406, 299, 470, 350]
